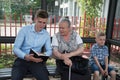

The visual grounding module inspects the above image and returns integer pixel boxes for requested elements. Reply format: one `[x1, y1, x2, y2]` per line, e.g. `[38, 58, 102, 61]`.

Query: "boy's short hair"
[35, 9, 48, 18]
[96, 31, 106, 38]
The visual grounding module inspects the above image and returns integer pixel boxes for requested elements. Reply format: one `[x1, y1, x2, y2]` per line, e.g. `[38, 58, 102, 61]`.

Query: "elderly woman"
[51, 17, 90, 80]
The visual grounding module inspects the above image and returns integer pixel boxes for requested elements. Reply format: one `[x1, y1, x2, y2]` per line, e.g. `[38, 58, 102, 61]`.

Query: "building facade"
[54, 0, 80, 17]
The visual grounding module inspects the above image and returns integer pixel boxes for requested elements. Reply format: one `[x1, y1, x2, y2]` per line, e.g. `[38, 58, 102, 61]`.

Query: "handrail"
[0, 36, 15, 43]
[0, 36, 95, 43]
[108, 39, 120, 46]
[1, 36, 120, 47]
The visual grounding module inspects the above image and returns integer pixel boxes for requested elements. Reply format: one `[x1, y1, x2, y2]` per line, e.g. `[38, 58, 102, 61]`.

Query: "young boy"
[89, 31, 116, 80]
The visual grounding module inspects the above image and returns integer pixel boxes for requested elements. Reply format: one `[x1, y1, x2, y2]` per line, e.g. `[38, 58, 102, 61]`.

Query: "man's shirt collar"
[30, 24, 45, 34]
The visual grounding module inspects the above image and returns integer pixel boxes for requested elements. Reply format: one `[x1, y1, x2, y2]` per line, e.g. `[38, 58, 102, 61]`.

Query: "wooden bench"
[0, 65, 58, 80]
[0, 36, 95, 80]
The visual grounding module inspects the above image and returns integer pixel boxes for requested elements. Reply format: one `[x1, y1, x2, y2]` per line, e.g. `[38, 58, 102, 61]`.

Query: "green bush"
[0, 54, 56, 69]
[46, 58, 56, 65]
[0, 54, 16, 69]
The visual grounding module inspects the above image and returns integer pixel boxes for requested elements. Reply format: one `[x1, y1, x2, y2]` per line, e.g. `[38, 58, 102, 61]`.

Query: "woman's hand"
[63, 58, 72, 67]
[82, 55, 89, 59]
[60, 54, 68, 60]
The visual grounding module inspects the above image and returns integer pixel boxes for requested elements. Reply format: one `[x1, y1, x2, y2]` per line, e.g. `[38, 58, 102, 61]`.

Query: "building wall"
[59, 0, 80, 17]
[101, 0, 109, 18]
[59, 0, 109, 19]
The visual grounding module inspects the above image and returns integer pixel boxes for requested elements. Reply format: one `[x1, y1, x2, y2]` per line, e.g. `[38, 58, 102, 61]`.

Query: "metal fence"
[0, 13, 120, 55]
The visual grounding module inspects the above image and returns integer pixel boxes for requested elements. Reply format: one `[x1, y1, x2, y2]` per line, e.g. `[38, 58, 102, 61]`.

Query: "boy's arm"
[93, 56, 104, 73]
[104, 56, 108, 71]
[104, 47, 109, 75]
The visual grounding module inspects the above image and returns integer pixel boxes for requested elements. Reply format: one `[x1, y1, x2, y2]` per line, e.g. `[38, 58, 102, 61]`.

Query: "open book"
[29, 49, 49, 61]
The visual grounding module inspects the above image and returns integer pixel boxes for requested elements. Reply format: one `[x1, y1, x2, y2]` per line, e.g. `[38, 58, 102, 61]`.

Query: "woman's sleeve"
[76, 33, 83, 47]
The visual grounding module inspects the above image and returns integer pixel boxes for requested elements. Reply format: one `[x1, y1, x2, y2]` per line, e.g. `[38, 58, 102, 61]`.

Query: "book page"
[31, 49, 46, 56]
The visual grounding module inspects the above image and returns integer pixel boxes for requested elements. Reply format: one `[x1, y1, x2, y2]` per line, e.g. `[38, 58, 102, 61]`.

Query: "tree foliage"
[10, 0, 54, 19]
[77, 0, 104, 38]
[77, 0, 103, 18]
[11, 0, 39, 16]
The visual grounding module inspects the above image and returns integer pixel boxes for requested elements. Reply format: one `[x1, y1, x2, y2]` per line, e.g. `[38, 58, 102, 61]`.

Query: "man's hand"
[24, 54, 43, 63]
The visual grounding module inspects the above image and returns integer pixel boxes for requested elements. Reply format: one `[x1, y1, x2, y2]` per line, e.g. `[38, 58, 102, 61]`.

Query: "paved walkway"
[7, 77, 60, 80]
[22, 77, 60, 80]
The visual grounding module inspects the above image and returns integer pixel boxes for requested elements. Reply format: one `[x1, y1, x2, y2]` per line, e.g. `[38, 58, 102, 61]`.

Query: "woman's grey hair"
[59, 17, 71, 27]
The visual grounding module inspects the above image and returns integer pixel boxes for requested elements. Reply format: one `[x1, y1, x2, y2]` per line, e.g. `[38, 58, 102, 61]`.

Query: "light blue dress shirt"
[13, 24, 52, 59]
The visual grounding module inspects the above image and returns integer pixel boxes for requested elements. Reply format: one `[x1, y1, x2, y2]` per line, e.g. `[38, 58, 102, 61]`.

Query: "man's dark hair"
[35, 9, 48, 18]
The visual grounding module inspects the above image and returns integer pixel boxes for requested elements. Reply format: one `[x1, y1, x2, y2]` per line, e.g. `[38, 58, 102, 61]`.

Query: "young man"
[12, 10, 52, 80]
[89, 31, 116, 80]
